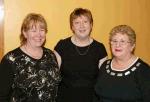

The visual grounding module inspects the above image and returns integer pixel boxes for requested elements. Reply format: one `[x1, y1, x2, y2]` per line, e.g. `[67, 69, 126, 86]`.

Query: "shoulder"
[57, 37, 71, 45]
[93, 39, 105, 46]
[136, 58, 150, 78]
[43, 47, 55, 56]
[92, 39, 106, 50]
[92, 39, 107, 56]
[43, 47, 58, 59]
[6, 47, 21, 55]
[103, 59, 111, 66]
[54, 37, 72, 51]
[43, 47, 53, 53]
[1, 47, 20, 62]
[137, 58, 150, 70]
[100, 59, 111, 69]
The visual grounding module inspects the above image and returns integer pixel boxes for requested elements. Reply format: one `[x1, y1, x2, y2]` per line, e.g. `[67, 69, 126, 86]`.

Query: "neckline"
[70, 36, 93, 47]
[75, 44, 90, 55]
[111, 57, 139, 71]
[105, 58, 141, 77]
[70, 37, 93, 55]
[19, 47, 44, 60]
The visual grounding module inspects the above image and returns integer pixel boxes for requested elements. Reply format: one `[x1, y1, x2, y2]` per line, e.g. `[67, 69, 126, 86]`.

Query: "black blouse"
[54, 37, 107, 102]
[0, 47, 61, 102]
[94, 58, 150, 102]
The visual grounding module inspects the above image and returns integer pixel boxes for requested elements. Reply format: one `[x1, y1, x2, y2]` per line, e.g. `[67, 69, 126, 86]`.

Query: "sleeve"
[54, 40, 64, 57]
[138, 63, 150, 102]
[47, 51, 62, 99]
[99, 43, 107, 59]
[93, 61, 108, 102]
[0, 56, 13, 102]
[50, 52, 61, 84]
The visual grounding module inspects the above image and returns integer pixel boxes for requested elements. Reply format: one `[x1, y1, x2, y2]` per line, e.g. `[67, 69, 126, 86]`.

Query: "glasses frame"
[110, 40, 131, 46]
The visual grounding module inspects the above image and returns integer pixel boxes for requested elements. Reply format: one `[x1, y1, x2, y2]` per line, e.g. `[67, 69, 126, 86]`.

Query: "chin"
[113, 53, 122, 57]
[80, 34, 89, 38]
[35, 43, 43, 47]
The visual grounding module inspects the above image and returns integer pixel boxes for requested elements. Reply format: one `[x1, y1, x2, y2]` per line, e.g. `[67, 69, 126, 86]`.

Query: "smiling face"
[72, 15, 92, 39]
[20, 13, 47, 46]
[23, 22, 46, 47]
[110, 33, 135, 59]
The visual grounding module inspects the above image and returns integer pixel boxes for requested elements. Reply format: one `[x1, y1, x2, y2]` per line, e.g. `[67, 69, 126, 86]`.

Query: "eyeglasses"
[110, 40, 131, 46]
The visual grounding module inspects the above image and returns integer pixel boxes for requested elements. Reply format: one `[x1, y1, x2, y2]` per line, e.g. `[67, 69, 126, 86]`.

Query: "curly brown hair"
[70, 8, 93, 31]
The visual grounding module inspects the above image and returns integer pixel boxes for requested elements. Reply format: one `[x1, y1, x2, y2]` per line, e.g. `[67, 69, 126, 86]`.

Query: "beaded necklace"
[74, 37, 91, 55]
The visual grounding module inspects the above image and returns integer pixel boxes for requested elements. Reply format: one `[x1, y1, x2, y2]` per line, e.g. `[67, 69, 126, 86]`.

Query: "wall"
[4, 0, 150, 64]
[0, 0, 4, 60]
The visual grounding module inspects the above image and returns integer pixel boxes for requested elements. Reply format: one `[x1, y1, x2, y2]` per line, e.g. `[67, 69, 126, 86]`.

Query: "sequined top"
[94, 58, 150, 102]
[0, 47, 61, 102]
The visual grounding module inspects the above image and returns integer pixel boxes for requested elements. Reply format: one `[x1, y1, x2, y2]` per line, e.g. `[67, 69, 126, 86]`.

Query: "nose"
[36, 30, 44, 37]
[115, 41, 122, 47]
[37, 30, 41, 35]
[80, 22, 85, 28]
[116, 41, 119, 45]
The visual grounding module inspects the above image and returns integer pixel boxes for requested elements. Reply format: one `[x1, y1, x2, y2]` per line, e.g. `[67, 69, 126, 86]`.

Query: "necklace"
[112, 55, 135, 71]
[24, 45, 43, 59]
[74, 37, 91, 55]
[75, 45, 90, 55]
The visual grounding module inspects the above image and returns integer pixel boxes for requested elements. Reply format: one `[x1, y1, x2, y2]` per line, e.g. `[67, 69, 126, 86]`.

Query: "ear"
[131, 43, 135, 52]
[71, 26, 75, 33]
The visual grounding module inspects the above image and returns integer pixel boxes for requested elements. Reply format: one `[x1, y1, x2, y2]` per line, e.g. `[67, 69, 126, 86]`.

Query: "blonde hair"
[109, 25, 136, 45]
[20, 13, 47, 45]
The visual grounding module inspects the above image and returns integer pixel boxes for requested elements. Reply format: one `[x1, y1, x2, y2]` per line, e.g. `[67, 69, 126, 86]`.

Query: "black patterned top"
[0, 47, 61, 102]
[94, 58, 150, 102]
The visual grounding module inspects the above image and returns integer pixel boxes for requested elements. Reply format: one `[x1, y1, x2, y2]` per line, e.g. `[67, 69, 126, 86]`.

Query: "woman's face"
[72, 15, 92, 39]
[23, 23, 46, 47]
[110, 33, 135, 58]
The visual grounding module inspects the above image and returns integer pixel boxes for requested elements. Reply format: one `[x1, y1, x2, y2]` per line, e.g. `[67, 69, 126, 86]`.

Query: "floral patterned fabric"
[0, 47, 61, 102]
